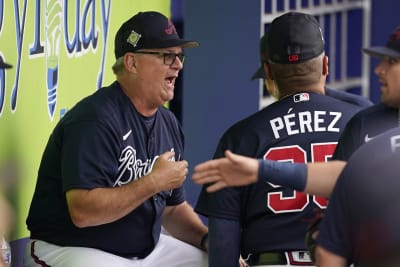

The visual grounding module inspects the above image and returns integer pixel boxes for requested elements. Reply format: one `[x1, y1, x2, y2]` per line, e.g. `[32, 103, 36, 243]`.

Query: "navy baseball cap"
[251, 34, 268, 80]
[363, 26, 400, 59]
[267, 12, 325, 64]
[0, 57, 12, 69]
[114, 11, 199, 58]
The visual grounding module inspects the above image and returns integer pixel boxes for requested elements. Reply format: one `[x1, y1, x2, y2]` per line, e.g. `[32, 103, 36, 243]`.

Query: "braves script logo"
[114, 146, 157, 187]
[114, 147, 178, 187]
[164, 20, 177, 35]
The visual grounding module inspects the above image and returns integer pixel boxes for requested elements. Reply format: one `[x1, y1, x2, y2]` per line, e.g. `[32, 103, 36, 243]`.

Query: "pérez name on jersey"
[270, 109, 342, 139]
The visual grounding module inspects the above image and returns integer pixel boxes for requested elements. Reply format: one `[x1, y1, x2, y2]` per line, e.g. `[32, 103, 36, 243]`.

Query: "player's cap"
[251, 34, 268, 80]
[114, 11, 199, 59]
[266, 12, 325, 64]
[0, 57, 12, 69]
[363, 26, 400, 59]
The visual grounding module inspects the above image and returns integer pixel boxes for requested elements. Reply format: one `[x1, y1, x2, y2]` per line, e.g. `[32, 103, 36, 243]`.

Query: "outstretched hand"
[192, 150, 259, 193]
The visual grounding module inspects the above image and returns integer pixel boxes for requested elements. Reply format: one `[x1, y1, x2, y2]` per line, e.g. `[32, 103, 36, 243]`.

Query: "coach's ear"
[124, 53, 139, 73]
[264, 62, 274, 80]
[323, 55, 329, 76]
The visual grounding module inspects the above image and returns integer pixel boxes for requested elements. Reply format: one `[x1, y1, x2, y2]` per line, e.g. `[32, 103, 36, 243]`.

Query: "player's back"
[236, 92, 362, 253]
[216, 92, 362, 158]
[196, 91, 364, 255]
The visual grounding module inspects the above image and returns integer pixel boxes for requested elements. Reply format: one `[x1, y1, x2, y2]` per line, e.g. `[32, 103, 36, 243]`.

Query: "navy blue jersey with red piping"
[332, 103, 399, 161]
[195, 92, 364, 255]
[317, 127, 400, 264]
[26, 81, 185, 258]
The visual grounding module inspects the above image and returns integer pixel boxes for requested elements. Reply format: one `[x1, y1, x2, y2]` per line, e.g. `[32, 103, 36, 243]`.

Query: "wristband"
[200, 233, 208, 251]
[258, 159, 307, 191]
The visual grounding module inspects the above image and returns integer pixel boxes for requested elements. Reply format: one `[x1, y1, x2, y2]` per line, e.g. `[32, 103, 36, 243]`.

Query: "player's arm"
[314, 245, 347, 267]
[305, 161, 345, 197]
[192, 150, 345, 197]
[208, 217, 241, 267]
[66, 151, 187, 228]
[162, 201, 208, 251]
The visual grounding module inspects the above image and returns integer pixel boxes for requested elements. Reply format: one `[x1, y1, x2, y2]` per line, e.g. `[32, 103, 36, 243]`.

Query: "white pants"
[24, 234, 207, 267]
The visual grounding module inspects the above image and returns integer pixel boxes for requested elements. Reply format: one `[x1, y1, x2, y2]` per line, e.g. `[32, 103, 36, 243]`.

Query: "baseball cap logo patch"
[165, 20, 177, 35]
[127, 30, 141, 47]
[363, 25, 400, 59]
[288, 54, 299, 62]
[388, 27, 400, 42]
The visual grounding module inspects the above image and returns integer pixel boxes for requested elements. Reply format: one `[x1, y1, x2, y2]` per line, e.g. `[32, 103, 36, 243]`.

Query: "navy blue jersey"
[325, 88, 373, 109]
[332, 103, 399, 160]
[26, 81, 185, 258]
[195, 92, 364, 255]
[317, 127, 400, 264]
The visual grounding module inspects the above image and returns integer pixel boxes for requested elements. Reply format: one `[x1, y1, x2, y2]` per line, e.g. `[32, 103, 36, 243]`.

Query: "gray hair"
[112, 56, 125, 75]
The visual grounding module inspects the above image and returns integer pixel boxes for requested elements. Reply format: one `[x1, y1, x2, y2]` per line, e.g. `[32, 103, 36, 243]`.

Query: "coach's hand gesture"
[150, 151, 188, 192]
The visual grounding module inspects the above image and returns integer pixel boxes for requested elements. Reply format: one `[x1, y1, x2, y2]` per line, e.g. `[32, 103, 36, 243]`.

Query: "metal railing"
[259, 0, 371, 109]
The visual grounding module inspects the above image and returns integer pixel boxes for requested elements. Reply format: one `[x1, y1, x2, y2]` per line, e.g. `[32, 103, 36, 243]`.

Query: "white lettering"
[298, 111, 313, 133]
[314, 111, 326, 132]
[391, 135, 400, 153]
[114, 146, 157, 187]
[328, 112, 341, 132]
[270, 117, 285, 139]
[269, 111, 343, 139]
[284, 113, 299, 135]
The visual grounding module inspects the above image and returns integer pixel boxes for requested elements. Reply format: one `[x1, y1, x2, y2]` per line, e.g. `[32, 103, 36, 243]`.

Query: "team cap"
[363, 26, 400, 59]
[266, 12, 325, 64]
[114, 11, 199, 59]
[251, 34, 268, 80]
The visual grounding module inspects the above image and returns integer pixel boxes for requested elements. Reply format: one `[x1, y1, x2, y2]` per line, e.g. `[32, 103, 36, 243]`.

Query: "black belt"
[246, 251, 313, 266]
